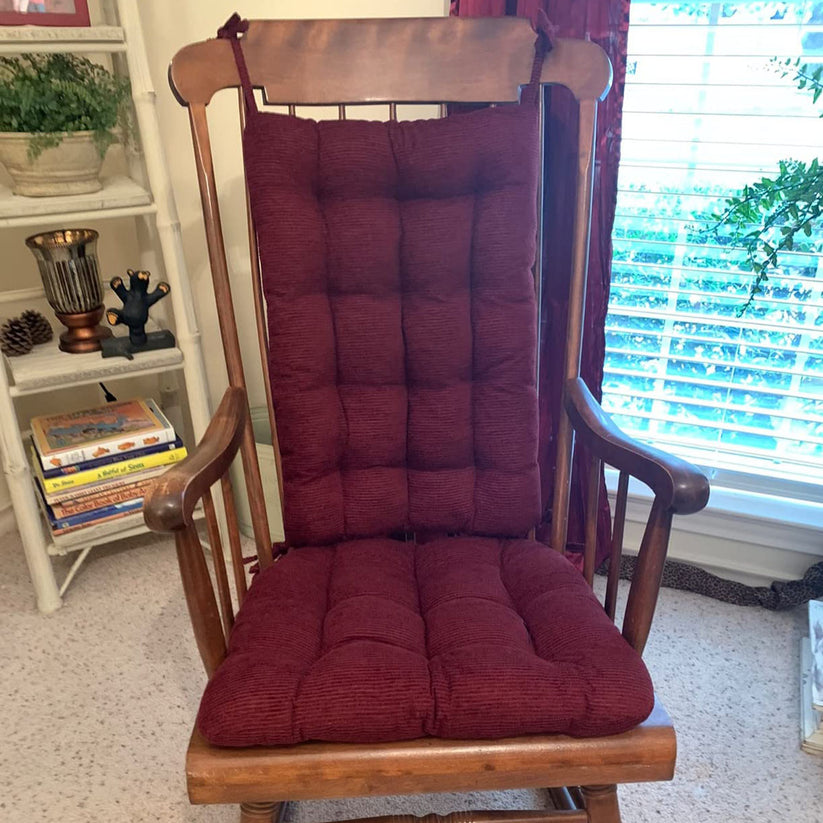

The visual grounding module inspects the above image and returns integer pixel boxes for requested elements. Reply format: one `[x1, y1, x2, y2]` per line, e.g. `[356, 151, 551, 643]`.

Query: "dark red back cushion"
[244, 103, 541, 545]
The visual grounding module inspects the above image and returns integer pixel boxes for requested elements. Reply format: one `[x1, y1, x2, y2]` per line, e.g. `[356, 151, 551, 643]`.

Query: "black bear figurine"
[100, 269, 176, 360]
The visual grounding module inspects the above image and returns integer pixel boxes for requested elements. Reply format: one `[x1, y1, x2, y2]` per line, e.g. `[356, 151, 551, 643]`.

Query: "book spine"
[801, 637, 823, 753]
[47, 497, 144, 531]
[50, 507, 144, 536]
[40, 436, 184, 479]
[49, 481, 151, 518]
[40, 466, 167, 505]
[37, 422, 176, 471]
[40, 447, 187, 494]
[810, 601, 823, 713]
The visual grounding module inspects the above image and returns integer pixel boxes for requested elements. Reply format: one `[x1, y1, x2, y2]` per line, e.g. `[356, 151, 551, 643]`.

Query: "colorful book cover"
[31, 398, 175, 470]
[51, 510, 142, 537]
[31, 443, 187, 494]
[45, 496, 145, 533]
[48, 479, 154, 518]
[811, 600, 823, 713]
[39, 436, 184, 479]
[801, 637, 823, 754]
[32, 476, 145, 536]
[37, 465, 169, 506]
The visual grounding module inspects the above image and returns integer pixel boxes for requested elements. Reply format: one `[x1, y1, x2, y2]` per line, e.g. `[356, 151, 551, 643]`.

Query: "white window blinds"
[602, 0, 823, 496]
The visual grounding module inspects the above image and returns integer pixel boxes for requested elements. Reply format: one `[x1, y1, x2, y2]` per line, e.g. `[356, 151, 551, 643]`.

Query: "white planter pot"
[0, 131, 105, 197]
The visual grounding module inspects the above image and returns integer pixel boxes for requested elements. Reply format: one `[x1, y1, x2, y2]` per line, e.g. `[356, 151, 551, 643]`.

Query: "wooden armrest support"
[564, 377, 709, 515]
[144, 387, 247, 533]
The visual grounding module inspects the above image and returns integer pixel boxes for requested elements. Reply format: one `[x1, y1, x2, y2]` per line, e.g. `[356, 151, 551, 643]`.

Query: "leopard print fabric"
[610, 557, 823, 611]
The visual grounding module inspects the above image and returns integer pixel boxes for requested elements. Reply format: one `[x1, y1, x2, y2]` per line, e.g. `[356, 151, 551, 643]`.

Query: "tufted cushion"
[244, 102, 542, 545]
[197, 537, 654, 746]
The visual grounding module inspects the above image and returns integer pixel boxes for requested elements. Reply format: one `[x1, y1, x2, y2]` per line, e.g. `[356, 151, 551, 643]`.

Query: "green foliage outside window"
[603, 1, 823, 479]
[712, 61, 823, 314]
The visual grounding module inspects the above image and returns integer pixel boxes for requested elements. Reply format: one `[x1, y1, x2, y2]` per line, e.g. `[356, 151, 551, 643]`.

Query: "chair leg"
[580, 785, 621, 823]
[239, 801, 285, 823]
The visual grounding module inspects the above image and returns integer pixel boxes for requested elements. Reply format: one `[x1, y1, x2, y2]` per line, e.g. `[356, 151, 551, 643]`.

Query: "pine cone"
[20, 309, 53, 345]
[0, 317, 33, 357]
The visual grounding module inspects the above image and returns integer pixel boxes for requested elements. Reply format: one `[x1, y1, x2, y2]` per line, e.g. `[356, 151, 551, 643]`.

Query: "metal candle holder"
[25, 228, 112, 354]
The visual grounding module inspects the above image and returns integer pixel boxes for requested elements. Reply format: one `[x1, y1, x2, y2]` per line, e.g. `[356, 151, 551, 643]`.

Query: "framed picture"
[0, 0, 90, 26]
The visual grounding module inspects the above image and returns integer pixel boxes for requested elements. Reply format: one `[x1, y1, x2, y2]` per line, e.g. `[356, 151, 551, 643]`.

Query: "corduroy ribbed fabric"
[244, 101, 542, 546]
[197, 537, 655, 746]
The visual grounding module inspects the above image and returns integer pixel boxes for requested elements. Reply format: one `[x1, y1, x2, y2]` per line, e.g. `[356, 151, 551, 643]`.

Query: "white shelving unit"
[0, 0, 213, 613]
[0, 175, 153, 228]
[5, 335, 184, 395]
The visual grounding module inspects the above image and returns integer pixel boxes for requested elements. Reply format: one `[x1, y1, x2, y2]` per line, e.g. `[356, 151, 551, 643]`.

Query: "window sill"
[604, 467, 823, 557]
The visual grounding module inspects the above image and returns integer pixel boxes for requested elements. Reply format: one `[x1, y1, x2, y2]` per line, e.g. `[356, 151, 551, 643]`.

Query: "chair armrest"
[144, 387, 247, 532]
[564, 377, 709, 515]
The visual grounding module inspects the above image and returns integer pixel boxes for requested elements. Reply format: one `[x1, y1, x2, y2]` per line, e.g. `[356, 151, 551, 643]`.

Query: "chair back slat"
[170, 19, 610, 108]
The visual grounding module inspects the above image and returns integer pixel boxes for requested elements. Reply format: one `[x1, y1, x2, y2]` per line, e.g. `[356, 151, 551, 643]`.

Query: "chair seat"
[197, 537, 654, 747]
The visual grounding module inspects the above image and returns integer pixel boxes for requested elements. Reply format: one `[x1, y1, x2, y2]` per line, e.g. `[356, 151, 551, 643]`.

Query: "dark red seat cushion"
[197, 537, 654, 746]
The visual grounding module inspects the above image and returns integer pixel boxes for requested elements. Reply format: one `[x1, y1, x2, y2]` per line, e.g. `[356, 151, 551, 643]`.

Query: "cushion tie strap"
[217, 13, 258, 114]
[522, 9, 557, 106]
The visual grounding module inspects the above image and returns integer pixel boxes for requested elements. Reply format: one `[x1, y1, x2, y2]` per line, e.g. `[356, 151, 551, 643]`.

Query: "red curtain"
[452, 0, 631, 569]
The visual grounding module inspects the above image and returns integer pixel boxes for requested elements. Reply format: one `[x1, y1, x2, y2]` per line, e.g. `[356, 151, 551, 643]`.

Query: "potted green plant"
[0, 53, 131, 197]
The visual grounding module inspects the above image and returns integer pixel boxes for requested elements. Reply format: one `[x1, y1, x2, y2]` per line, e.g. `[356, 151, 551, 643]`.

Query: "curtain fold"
[452, 0, 631, 569]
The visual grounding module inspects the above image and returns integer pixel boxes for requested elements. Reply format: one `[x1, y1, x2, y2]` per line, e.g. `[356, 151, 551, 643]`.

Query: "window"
[602, 0, 823, 500]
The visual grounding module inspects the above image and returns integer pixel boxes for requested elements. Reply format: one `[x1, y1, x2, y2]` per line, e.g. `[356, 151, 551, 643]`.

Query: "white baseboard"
[618, 494, 823, 588]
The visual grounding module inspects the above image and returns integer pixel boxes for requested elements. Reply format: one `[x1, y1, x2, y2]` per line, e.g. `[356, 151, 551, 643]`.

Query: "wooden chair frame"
[144, 16, 710, 823]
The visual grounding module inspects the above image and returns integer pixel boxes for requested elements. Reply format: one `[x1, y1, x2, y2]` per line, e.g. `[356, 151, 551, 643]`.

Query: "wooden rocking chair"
[145, 15, 710, 823]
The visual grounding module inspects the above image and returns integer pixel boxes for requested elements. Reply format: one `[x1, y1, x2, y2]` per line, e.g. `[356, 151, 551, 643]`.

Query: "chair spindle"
[203, 487, 234, 636]
[221, 472, 248, 604]
[605, 470, 629, 620]
[583, 454, 602, 586]
[622, 498, 674, 654]
[177, 523, 227, 677]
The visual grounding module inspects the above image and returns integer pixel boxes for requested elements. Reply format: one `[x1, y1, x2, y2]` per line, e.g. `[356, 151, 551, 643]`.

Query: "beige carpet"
[2, 530, 822, 823]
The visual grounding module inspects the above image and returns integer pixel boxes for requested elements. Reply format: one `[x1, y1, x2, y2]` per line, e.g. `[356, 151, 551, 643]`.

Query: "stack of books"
[30, 398, 187, 537]
[801, 600, 823, 756]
